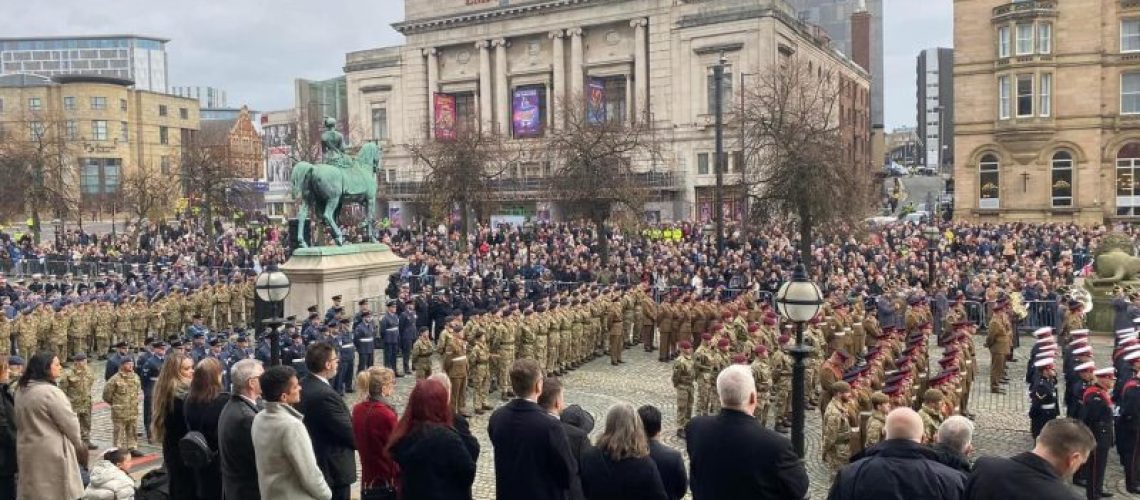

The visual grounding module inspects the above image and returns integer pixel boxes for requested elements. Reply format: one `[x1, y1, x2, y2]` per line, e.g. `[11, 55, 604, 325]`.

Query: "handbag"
[179, 407, 215, 469]
[361, 481, 397, 500]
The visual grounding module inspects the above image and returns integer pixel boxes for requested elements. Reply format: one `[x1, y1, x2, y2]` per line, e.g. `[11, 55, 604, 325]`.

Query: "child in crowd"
[83, 448, 136, 500]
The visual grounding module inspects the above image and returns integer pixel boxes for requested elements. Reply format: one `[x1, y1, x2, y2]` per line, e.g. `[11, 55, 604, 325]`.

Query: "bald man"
[828, 408, 966, 500]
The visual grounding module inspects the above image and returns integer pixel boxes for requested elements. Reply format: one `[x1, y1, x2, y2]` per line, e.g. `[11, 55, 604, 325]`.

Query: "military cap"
[237, 336, 249, 343]
[753, 345, 768, 356]
[7, 356, 24, 366]
[700, 333, 712, 341]
[170, 340, 184, 348]
[359, 299, 369, 306]
[151, 341, 166, 349]
[1033, 327, 1054, 338]
[1072, 346, 1092, 356]
[71, 353, 87, 362]
[1034, 358, 1055, 369]
[192, 313, 202, 320]
[1075, 361, 1096, 372]
[115, 341, 129, 348]
[307, 305, 319, 313]
[192, 332, 205, 339]
[881, 384, 902, 396]
[1117, 328, 1137, 337]
[1071, 329, 1090, 337]
[778, 334, 790, 344]
[678, 340, 693, 349]
[290, 333, 302, 339]
[1126, 350, 1140, 362]
[1095, 367, 1116, 379]
[286, 315, 296, 322]
[208, 338, 222, 347]
[716, 338, 731, 348]
[732, 354, 748, 365]
[332, 295, 342, 301]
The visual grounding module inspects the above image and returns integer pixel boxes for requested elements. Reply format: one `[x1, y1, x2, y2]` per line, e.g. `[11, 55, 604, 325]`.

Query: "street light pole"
[714, 52, 726, 255]
[789, 321, 810, 457]
[775, 263, 823, 458]
[934, 105, 945, 175]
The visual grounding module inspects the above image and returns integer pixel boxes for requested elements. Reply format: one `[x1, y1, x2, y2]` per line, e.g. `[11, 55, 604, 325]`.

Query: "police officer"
[1029, 358, 1060, 439]
[354, 310, 376, 372]
[1078, 368, 1116, 499]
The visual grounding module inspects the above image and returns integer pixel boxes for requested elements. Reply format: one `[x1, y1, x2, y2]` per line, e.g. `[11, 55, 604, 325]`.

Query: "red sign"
[434, 93, 457, 141]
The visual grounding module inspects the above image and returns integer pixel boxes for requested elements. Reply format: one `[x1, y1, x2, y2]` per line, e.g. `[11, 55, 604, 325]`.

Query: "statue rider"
[320, 116, 350, 167]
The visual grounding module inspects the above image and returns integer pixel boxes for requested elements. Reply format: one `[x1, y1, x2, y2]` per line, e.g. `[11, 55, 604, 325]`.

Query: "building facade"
[346, 0, 871, 223]
[0, 73, 199, 210]
[198, 105, 263, 180]
[0, 35, 169, 92]
[789, 0, 883, 126]
[954, 0, 1140, 222]
[917, 47, 954, 172]
[171, 85, 228, 109]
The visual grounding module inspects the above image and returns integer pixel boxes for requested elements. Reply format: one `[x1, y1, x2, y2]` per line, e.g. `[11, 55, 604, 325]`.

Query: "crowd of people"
[0, 216, 1138, 500]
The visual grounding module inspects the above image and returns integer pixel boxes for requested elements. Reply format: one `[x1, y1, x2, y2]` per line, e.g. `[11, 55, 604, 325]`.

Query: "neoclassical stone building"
[346, 0, 870, 223]
[954, 0, 1140, 223]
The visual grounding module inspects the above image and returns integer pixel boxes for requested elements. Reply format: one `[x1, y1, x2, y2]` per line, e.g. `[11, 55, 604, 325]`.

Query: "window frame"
[1015, 23, 1034, 56]
[1122, 72, 1140, 115]
[998, 76, 1011, 119]
[998, 26, 1011, 58]
[979, 153, 1001, 209]
[706, 64, 734, 115]
[1051, 151, 1073, 207]
[1117, 144, 1140, 215]
[1123, 19, 1140, 53]
[91, 120, 107, 141]
[1039, 73, 1052, 117]
[90, 96, 106, 110]
[697, 152, 709, 175]
[1037, 22, 1052, 54]
[1016, 74, 1034, 117]
[159, 126, 169, 145]
[63, 96, 76, 111]
[27, 97, 41, 111]
[371, 107, 389, 140]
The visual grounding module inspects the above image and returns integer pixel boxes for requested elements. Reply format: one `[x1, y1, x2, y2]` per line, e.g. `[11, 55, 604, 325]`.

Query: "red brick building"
[198, 105, 263, 179]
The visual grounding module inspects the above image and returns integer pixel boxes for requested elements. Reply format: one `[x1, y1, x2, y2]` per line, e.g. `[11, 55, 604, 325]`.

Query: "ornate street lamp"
[255, 265, 291, 366]
[775, 263, 823, 458]
[923, 225, 940, 290]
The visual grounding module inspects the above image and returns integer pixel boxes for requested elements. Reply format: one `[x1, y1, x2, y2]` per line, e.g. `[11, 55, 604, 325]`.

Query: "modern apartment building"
[0, 35, 169, 92]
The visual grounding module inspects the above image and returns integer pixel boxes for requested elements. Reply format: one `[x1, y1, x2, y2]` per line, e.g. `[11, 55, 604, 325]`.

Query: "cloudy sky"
[3, 0, 949, 130]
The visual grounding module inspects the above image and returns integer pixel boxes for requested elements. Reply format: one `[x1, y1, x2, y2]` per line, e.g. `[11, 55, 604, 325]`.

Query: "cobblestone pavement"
[83, 333, 1130, 499]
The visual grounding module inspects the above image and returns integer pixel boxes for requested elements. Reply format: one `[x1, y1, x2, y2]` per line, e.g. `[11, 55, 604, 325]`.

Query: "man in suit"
[296, 342, 357, 500]
[686, 364, 809, 500]
[539, 377, 589, 500]
[965, 418, 1096, 500]
[218, 359, 264, 500]
[639, 405, 688, 500]
[488, 358, 576, 500]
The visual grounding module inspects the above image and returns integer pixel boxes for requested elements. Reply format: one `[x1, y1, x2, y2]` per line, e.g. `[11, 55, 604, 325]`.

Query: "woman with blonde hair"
[151, 353, 195, 500]
[352, 367, 399, 497]
[579, 403, 668, 500]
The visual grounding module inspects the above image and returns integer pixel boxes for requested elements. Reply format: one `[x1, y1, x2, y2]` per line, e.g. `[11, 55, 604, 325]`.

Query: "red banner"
[434, 93, 457, 140]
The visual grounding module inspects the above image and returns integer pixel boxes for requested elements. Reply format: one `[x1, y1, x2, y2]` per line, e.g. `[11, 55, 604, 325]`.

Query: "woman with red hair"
[388, 378, 476, 499]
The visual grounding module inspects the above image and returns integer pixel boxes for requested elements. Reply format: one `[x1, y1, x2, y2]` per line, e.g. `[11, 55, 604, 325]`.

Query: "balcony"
[992, 1, 1058, 23]
[381, 170, 685, 202]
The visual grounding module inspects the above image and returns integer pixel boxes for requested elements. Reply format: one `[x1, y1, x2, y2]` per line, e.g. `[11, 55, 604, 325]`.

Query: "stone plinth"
[280, 243, 407, 317]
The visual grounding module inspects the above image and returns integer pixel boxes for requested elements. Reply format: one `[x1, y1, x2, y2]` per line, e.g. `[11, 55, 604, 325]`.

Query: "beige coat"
[14, 380, 85, 500]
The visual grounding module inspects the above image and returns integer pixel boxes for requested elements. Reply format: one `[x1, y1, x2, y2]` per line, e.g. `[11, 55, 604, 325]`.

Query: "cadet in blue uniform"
[333, 320, 355, 394]
[104, 341, 130, 381]
[353, 310, 376, 372]
[285, 333, 308, 377]
[399, 299, 418, 377]
[1116, 350, 1140, 494]
[380, 301, 401, 373]
[189, 332, 208, 364]
[325, 295, 343, 324]
[1078, 368, 1115, 499]
[139, 341, 167, 441]
[186, 314, 209, 341]
[1028, 358, 1059, 439]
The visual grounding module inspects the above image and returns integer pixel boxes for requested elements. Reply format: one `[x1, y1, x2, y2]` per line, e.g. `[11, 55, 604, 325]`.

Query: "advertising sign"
[266, 145, 293, 191]
[434, 93, 457, 140]
[587, 79, 606, 124]
[512, 87, 543, 137]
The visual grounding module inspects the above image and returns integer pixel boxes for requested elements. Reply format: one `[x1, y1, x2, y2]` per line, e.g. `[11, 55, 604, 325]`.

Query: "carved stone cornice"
[393, 0, 616, 35]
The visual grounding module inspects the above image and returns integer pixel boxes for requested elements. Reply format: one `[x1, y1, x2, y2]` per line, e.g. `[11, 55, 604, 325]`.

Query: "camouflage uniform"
[0, 315, 9, 355]
[52, 310, 71, 358]
[535, 313, 549, 373]
[103, 368, 141, 451]
[822, 397, 853, 475]
[771, 345, 793, 429]
[15, 314, 36, 357]
[865, 409, 887, 448]
[498, 319, 517, 399]
[441, 331, 468, 415]
[94, 304, 113, 357]
[693, 341, 715, 416]
[411, 335, 434, 379]
[519, 316, 536, 362]
[918, 404, 944, 443]
[59, 362, 94, 444]
[673, 350, 696, 430]
[751, 356, 773, 427]
[470, 333, 491, 414]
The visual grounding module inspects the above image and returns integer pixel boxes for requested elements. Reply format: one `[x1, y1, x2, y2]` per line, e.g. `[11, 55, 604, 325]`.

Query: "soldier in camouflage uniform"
[52, 307, 71, 357]
[771, 332, 793, 432]
[693, 333, 715, 417]
[710, 338, 731, 414]
[411, 327, 434, 379]
[498, 311, 517, 399]
[918, 388, 945, 443]
[469, 327, 492, 414]
[15, 310, 36, 357]
[822, 381, 854, 477]
[751, 345, 773, 427]
[59, 353, 95, 448]
[68, 304, 90, 359]
[535, 306, 550, 373]
[94, 302, 113, 358]
[864, 391, 890, 448]
[0, 314, 9, 356]
[672, 340, 695, 438]
[102, 356, 142, 454]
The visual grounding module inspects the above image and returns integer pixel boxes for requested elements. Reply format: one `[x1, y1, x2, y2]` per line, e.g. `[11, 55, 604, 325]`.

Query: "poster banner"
[512, 88, 543, 138]
[587, 79, 606, 124]
[434, 93, 457, 140]
[266, 145, 293, 191]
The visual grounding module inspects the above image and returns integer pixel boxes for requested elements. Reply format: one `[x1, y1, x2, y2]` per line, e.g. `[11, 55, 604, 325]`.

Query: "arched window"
[1050, 151, 1073, 207]
[1118, 143, 1140, 215]
[979, 153, 1000, 209]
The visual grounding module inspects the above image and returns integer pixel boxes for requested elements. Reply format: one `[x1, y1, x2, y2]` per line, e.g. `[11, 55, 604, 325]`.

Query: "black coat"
[561, 420, 592, 500]
[183, 392, 229, 500]
[686, 409, 809, 500]
[648, 440, 688, 500]
[296, 374, 357, 488]
[965, 452, 1080, 500]
[0, 383, 15, 478]
[827, 439, 966, 500]
[217, 394, 261, 500]
[390, 423, 476, 500]
[163, 394, 195, 500]
[453, 412, 480, 462]
[487, 399, 576, 500]
[579, 447, 668, 500]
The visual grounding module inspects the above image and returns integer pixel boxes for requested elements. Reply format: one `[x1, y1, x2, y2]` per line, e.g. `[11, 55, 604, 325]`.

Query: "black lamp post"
[713, 52, 727, 255]
[923, 225, 939, 291]
[255, 265, 291, 366]
[775, 263, 823, 458]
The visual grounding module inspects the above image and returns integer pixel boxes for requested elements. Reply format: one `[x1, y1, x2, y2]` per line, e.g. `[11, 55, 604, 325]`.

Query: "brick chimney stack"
[851, 1, 871, 72]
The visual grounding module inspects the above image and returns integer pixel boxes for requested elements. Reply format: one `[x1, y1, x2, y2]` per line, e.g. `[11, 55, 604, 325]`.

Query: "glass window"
[81, 159, 100, 194]
[65, 120, 77, 140]
[1123, 73, 1140, 114]
[453, 92, 477, 134]
[998, 76, 1011, 119]
[90, 96, 106, 110]
[1117, 143, 1140, 215]
[63, 96, 76, 111]
[697, 153, 709, 175]
[706, 64, 734, 114]
[28, 97, 41, 111]
[158, 104, 167, 117]
[104, 160, 120, 193]
[1124, 19, 1140, 52]
[28, 121, 44, 141]
[1039, 73, 1052, 117]
[1038, 22, 1052, 54]
[160, 155, 171, 175]
[91, 120, 107, 140]
[1051, 151, 1073, 207]
[120, 121, 128, 142]
[511, 85, 547, 138]
[1017, 75, 1033, 117]
[1016, 24, 1034, 55]
[179, 107, 188, 120]
[979, 153, 1000, 209]
[371, 107, 388, 140]
[120, 98, 127, 111]
[159, 126, 169, 145]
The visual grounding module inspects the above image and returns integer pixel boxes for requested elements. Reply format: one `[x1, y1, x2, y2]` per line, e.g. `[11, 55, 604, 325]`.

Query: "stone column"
[493, 38, 510, 136]
[631, 18, 648, 122]
[569, 28, 584, 115]
[549, 30, 565, 129]
[477, 40, 492, 134]
[424, 47, 438, 138]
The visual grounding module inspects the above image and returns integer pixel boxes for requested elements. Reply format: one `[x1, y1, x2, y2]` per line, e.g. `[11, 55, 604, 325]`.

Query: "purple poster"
[512, 88, 543, 138]
[587, 79, 606, 124]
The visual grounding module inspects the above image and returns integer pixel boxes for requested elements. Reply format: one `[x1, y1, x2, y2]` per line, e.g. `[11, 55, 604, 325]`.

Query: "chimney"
[851, 6, 871, 72]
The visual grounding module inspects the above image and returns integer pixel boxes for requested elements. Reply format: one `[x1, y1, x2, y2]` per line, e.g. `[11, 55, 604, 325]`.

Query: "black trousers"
[0, 474, 14, 500]
[1081, 443, 1110, 500]
[1030, 412, 1056, 439]
[384, 342, 399, 371]
[141, 385, 153, 439]
[1120, 431, 1139, 490]
[399, 337, 414, 371]
[331, 484, 350, 500]
[357, 351, 374, 372]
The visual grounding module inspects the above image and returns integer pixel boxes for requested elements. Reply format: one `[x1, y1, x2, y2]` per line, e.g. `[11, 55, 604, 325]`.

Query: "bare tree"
[122, 160, 178, 223]
[407, 129, 516, 244]
[181, 133, 237, 237]
[0, 107, 80, 242]
[545, 100, 662, 260]
[738, 58, 874, 269]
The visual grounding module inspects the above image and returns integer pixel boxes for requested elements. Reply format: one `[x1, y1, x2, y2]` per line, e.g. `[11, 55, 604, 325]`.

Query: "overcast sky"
[2, 0, 948, 130]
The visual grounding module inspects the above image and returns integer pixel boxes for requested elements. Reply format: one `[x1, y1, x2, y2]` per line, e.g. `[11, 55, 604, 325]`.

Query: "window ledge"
[1049, 207, 1077, 213]
[973, 209, 1002, 216]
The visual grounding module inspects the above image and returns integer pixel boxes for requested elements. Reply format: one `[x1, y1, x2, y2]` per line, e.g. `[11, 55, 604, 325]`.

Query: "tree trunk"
[30, 204, 41, 245]
[458, 198, 470, 251]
